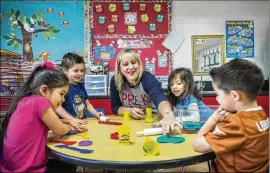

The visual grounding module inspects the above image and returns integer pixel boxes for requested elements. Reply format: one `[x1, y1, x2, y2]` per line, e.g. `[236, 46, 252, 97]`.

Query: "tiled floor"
[77, 162, 209, 172]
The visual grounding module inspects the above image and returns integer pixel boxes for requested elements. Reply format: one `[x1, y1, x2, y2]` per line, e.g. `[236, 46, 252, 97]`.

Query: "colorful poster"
[1, 1, 85, 63]
[92, 38, 170, 75]
[89, 0, 172, 76]
[1, 1, 86, 96]
[226, 20, 254, 58]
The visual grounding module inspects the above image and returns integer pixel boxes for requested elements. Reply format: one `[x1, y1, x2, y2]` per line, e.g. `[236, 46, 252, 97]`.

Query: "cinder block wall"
[172, 1, 269, 80]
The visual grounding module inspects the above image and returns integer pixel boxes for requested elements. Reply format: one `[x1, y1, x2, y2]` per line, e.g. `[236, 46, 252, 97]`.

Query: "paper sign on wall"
[162, 30, 184, 54]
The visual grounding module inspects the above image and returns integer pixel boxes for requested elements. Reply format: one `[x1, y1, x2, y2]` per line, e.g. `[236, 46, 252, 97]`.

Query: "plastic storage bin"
[84, 75, 107, 96]
[173, 105, 219, 134]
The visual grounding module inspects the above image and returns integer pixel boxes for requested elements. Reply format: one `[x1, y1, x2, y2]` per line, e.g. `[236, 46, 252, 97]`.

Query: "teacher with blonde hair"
[110, 48, 181, 134]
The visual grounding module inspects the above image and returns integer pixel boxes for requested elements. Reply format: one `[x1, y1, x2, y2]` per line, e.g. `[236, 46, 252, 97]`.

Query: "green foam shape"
[157, 135, 185, 144]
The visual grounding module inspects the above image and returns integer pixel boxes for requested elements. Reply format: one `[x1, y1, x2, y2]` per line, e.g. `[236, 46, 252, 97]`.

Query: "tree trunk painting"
[1, 8, 60, 61]
[21, 26, 33, 60]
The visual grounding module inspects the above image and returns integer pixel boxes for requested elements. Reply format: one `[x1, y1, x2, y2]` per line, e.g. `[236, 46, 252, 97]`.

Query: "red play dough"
[98, 121, 122, 125]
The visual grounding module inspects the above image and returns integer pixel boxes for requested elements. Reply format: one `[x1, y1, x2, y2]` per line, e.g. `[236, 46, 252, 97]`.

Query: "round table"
[46, 116, 215, 170]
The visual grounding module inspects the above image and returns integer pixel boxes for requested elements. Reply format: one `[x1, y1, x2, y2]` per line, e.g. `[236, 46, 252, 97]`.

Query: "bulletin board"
[88, 0, 172, 76]
[1, 1, 85, 96]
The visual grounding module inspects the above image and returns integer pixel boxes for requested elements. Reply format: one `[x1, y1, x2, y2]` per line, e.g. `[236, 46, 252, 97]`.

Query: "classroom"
[0, 0, 269, 172]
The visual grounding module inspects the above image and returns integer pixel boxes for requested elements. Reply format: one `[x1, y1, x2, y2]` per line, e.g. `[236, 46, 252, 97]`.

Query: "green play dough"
[157, 135, 185, 144]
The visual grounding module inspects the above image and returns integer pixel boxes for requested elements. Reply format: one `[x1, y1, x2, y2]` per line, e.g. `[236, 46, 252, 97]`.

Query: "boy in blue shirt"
[56, 53, 105, 124]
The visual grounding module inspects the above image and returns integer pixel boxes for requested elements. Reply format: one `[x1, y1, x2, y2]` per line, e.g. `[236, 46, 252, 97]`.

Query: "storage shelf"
[85, 75, 107, 96]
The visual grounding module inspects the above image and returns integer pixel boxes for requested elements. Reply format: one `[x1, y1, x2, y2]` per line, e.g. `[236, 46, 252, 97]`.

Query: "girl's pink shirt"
[0, 96, 51, 172]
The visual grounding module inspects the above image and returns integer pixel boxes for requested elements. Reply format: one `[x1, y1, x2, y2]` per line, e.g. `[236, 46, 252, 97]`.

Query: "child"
[167, 68, 213, 124]
[56, 52, 106, 124]
[193, 58, 269, 172]
[0, 61, 87, 172]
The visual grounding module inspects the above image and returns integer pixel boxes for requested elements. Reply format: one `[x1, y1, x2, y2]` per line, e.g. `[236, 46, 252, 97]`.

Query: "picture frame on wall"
[89, 61, 109, 75]
[192, 35, 225, 76]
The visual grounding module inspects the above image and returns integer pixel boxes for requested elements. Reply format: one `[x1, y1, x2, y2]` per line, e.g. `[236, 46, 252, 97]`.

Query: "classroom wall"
[172, 1, 270, 81]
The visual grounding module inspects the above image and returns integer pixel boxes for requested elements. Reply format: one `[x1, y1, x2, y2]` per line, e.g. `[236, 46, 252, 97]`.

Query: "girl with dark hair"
[0, 61, 87, 172]
[167, 68, 213, 124]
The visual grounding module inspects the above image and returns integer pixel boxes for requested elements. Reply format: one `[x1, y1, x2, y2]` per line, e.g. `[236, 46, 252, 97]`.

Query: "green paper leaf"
[32, 14, 37, 20]
[19, 15, 25, 22]
[11, 8, 15, 14]
[13, 42, 19, 49]
[11, 31, 16, 37]
[7, 40, 15, 46]
[12, 25, 18, 29]
[8, 20, 13, 25]
[2, 35, 11, 40]
[37, 21, 42, 26]
[49, 32, 55, 39]
[47, 26, 54, 31]
[43, 32, 49, 40]
[37, 10, 42, 17]
[15, 10, 20, 18]
[6, 13, 12, 18]
[52, 28, 60, 33]
[10, 18, 16, 23]
[26, 17, 31, 25]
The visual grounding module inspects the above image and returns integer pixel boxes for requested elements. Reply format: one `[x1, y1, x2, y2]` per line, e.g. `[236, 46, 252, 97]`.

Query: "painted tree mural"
[1, 8, 60, 61]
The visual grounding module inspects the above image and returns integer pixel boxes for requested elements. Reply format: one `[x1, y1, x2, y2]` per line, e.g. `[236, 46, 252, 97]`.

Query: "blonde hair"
[114, 48, 144, 93]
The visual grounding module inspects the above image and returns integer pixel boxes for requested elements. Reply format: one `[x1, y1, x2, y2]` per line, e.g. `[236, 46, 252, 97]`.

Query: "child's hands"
[77, 124, 88, 132]
[72, 118, 88, 125]
[153, 112, 182, 134]
[97, 112, 105, 118]
[69, 120, 88, 132]
[212, 106, 229, 123]
[69, 120, 80, 130]
[130, 107, 145, 120]
[98, 112, 110, 121]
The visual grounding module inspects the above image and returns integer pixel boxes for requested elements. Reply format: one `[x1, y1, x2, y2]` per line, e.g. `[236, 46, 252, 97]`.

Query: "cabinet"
[84, 75, 107, 96]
